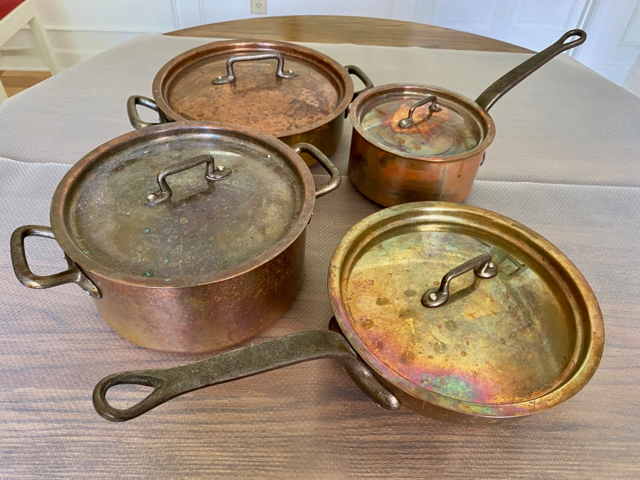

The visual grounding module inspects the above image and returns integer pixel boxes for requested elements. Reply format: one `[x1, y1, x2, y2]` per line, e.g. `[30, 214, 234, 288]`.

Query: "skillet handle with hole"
[127, 95, 168, 130]
[475, 29, 587, 111]
[10, 225, 101, 299]
[93, 329, 400, 422]
[292, 143, 342, 198]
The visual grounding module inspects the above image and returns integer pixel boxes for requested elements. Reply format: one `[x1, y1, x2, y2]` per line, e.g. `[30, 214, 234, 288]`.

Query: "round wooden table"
[168, 15, 531, 53]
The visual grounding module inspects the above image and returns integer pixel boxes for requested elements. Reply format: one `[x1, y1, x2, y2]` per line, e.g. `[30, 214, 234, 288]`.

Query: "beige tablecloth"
[0, 34, 639, 479]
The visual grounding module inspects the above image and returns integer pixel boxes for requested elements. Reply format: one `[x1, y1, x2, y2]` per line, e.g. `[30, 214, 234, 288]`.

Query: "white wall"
[1, 0, 640, 87]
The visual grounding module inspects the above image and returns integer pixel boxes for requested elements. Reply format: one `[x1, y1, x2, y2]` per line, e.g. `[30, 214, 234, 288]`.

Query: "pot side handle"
[475, 29, 586, 112]
[345, 65, 374, 102]
[127, 95, 168, 130]
[10, 225, 101, 299]
[93, 329, 400, 422]
[292, 143, 342, 198]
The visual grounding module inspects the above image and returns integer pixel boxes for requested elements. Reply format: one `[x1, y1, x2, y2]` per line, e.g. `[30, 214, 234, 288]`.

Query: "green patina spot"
[144, 270, 153, 277]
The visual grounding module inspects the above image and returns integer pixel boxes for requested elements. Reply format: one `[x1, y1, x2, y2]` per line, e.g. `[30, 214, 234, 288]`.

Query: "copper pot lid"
[50, 122, 315, 287]
[329, 202, 604, 417]
[350, 84, 496, 160]
[152, 40, 353, 138]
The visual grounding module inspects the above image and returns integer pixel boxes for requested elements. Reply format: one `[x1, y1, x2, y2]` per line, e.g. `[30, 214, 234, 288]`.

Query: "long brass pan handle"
[475, 29, 587, 111]
[93, 329, 399, 422]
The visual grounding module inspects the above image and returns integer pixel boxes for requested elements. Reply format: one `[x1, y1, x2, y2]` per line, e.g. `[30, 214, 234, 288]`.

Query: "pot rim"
[348, 83, 497, 163]
[328, 201, 604, 418]
[152, 39, 354, 139]
[50, 121, 317, 289]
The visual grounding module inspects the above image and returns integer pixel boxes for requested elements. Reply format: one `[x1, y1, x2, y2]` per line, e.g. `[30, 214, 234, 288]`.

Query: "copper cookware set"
[11, 31, 604, 424]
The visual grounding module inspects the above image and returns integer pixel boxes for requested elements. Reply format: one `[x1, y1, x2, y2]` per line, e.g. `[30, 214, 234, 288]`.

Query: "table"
[1, 16, 639, 479]
[168, 15, 531, 53]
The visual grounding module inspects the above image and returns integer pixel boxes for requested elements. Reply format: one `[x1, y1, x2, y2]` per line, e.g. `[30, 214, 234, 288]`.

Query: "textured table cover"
[1, 34, 639, 479]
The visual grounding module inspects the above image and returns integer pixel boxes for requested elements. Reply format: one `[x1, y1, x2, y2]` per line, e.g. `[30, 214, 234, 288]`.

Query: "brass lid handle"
[212, 52, 298, 85]
[422, 254, 497, 308]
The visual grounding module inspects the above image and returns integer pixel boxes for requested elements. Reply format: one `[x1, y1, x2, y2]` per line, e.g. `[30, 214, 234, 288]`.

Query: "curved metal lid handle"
[398, 95, 442, 129]
[212, 52, 298, 85]
[145, 154, 232, 206]
[422, 254, 498, 308]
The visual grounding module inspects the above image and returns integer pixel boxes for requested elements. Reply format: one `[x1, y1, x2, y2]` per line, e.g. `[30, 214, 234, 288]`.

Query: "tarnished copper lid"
[350, 84, 495, 159]
[152, 40, 353, 138]
[329, 202, 604, 418]
[50, 122, 315, 287]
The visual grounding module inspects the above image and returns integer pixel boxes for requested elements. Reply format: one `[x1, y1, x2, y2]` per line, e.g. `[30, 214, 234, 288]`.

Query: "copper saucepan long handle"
[127, 95, 168, 130]
[293, 143, 342, 198]
[93, 329, 400, 422]
[475, 29, 587, 111]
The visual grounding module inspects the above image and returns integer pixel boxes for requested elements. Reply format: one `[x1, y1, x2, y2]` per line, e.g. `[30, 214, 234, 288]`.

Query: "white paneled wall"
[1, 0, 640, 86]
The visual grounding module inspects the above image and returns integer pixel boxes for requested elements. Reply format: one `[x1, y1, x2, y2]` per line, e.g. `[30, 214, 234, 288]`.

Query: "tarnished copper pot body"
[348, 85, 495, 206]
[82, 234, 305, 352]
[11, 122, 341, 353]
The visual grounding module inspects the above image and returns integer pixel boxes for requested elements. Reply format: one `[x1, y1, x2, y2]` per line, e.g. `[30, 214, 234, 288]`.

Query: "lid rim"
[50, 121, 316, 288]
[349, 84, 497, 163]
[328, 201, 604, 417]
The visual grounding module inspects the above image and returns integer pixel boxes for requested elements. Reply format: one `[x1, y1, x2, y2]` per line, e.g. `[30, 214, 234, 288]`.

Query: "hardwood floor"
[0, 70, 51, 97]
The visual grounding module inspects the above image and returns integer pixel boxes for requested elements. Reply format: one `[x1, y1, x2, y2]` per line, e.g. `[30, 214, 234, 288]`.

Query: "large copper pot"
[93, 202, 604, 423]
[10, 122, 341, 353]
[127, 39, 372, 165]
[348, 30, 586, 206]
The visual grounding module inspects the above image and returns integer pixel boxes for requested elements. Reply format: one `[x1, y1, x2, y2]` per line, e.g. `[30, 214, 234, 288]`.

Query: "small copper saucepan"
[93, 202, 604, 423]
[348, 30, 586, 206]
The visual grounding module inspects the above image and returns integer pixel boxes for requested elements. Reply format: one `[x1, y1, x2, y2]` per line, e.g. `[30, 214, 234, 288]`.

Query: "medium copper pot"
[93, 202, 604, 423]
[127, 39, 372, 165]
[348, 30, 586, 206]
[11, 122, 341, 353]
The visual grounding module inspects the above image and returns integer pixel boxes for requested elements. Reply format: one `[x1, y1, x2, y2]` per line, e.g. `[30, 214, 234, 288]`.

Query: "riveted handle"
[476, 29, 587, 111]
[10, 225, 101, 299]
[212, 52, 298, 85]
[345, 65, 374, 100]
[127, 95, 168, 130]
[93, 329, 400, 422]
[398, 95, 442, 129]
[292, 143, 342, 198]
[146, 154, 232, 206]
[422, 254, 497, 308]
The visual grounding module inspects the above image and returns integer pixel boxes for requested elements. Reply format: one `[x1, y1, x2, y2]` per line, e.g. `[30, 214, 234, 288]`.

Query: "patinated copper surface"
[45, 122, 319, 352]
[329, 202, 604, 421]
[348, 85, 495, 206]
[150, 40, 355, 162]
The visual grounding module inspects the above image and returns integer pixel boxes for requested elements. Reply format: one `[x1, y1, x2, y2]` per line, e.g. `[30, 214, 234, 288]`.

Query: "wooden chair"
[0, 0, 60, 103]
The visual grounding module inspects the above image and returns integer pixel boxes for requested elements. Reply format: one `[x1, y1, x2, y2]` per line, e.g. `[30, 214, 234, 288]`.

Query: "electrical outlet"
[251, 0, 267, 15]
